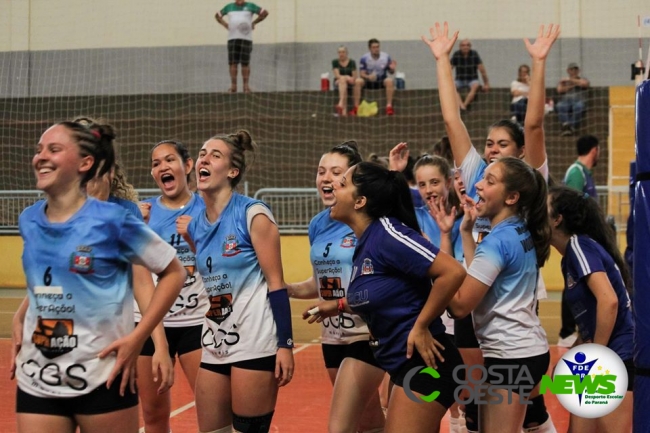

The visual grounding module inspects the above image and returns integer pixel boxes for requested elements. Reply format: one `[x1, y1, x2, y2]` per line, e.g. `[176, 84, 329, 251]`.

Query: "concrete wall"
[1, 0, 648, 96]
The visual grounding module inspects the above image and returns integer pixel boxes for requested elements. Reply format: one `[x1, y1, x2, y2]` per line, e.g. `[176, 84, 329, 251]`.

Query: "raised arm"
[523, 24, 561, 170]
[422, 22, 473, 167]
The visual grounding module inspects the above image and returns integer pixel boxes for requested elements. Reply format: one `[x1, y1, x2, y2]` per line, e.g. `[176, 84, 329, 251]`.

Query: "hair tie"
[583, 192, 589, 199]
[91, 130, 101, 139]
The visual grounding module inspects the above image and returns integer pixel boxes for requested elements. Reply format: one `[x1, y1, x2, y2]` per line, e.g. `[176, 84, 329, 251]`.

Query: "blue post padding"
[633, 181, 650, 360]
[635, 376, 650, 432]
[625, 162, 636, 274]
[636, 81, 650, 170]
[634, 82, 650, 433]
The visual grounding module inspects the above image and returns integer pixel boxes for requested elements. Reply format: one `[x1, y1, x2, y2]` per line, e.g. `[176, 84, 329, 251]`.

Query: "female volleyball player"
[182, 130, 294, 433]
[448, 157, 551, 433]
[423, 22, 560, 433]
[86, 154, 177, 409]
[304, 161, 466, 433]
[135, 140, 209, 433]
[12, 118, 185, 433]
[288, 141, 385, 433]
[548, 185, 634, 433]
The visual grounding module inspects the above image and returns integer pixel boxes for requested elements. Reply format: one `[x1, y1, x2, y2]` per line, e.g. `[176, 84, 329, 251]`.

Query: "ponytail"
[352, 162, 420, 233]
[549, 185, 632, 290]
[499, 157, 551, 267]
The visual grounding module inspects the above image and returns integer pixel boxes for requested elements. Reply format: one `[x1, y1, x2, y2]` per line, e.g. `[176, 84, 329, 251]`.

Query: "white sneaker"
[557, 333, 578, 348]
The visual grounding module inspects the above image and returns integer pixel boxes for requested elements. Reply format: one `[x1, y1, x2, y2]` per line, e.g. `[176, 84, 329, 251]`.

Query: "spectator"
[558, 134, 600, 349]
[332, 46, 358, 116]
[511, 64, 531, 124]
[352, 38, 397, 116]
[556, 62, 590, 136]
[451, 39, 490, 110]
[215, 0, 269, 94]
[564, 134, 599, 200]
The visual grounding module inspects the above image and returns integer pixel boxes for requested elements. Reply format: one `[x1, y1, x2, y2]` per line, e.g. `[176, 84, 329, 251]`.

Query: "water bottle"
[321, 72, 330, 91]
[395, 72, 405, 90]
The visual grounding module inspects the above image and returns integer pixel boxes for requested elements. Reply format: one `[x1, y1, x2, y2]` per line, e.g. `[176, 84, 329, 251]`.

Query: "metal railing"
[253, 188, 323, 234]
[0, 186, 630, 237]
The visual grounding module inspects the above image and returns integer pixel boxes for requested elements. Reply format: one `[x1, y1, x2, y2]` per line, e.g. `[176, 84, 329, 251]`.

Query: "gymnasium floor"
[0, 297, 571, 432]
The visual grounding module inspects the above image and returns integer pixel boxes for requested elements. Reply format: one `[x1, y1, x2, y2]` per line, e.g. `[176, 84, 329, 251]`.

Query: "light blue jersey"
[188, 193, 277, 363]
[309, 209, 369, 344]
[467, 216, 548, 358]
[136, 193, 209, 327]
[17, 198, 176, 398]
[415, 206, 463, 262]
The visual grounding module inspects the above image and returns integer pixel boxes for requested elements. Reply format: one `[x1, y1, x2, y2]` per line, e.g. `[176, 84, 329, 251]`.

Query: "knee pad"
[233, 411, 274, 433]
[523, 395, 550, 428]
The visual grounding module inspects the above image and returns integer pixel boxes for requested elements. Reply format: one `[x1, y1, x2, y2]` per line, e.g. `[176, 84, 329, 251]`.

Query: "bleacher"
[0, 87, 609, 197]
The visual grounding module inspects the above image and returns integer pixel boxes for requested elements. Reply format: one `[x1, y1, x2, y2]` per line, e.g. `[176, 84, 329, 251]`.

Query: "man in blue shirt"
[352, 38, 397, 116]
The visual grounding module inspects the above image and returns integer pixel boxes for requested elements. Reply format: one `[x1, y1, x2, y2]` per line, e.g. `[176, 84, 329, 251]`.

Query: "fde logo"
[541, 344, 628, 418]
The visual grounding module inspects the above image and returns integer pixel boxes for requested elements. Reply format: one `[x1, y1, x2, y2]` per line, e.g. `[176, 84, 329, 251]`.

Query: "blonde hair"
[110, 162, 139, 202]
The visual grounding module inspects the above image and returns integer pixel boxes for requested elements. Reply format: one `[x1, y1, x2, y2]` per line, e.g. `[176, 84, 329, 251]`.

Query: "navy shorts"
[200, 355, 276, 376]
[228, 39, 253, 65]
[390, 334, 464, 409]
[140, 324, 202, 357]
[454, 315, 480, 349]
[16, 374, 138, 416]
[322, 340, 381, 369]
[483, 351, 550, 388]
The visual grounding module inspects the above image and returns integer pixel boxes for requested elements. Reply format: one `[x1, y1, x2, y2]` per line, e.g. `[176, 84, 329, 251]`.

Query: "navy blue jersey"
[348, 216, 442, 374]
[562, 235, 633, 360]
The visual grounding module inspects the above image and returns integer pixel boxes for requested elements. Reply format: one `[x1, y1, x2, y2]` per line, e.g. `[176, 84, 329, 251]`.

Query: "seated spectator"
[332, 45, 357, 116]
[510, 64, 530, 124]
[451, 39, 490, 110]
[352, 38, 396, 116]
[556, 62, 590, 136]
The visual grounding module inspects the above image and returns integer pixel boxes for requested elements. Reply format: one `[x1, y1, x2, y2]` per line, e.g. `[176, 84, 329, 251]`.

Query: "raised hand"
[421, 22, 460, 60]
[524, 24, 561, 61]
[428, 196, 456, 234]
[388, 142, 409, 172]
[460, 195, 478, 233]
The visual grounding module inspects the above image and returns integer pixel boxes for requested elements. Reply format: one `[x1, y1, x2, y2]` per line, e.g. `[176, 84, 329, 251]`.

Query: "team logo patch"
[319, 276, 344, 300]
[69, 246, 94, 274]
[566, 273, 577, 289]
[361, 258, 374, 275]
[222, 235, 242, 257]
[32, 317, 78, 359]
[206, 293, 233, 324]
[340, 235, 356, 248]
